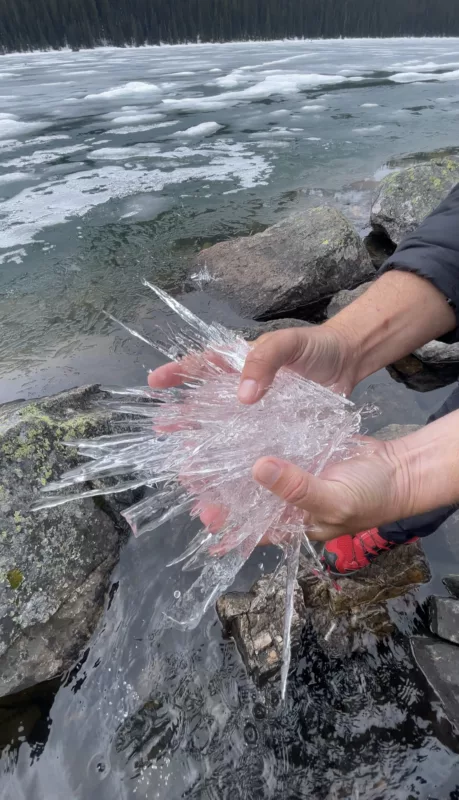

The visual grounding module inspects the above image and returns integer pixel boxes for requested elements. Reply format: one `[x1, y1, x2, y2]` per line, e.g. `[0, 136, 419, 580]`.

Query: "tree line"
[1, 0, 459, 53]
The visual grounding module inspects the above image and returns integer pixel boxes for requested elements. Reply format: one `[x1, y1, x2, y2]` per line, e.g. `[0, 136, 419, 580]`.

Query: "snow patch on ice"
[85, 81, 161, 101]
[163, 72, 347, 112]
[0, 145, 271, 248]
[0, 172, 29, 185]
[107, 112, 165, 126]
[0, 248, 27, 265]
[0, 118, 49, 140]
[300, 104, 327, 112]
[353, 125, 385, 133]
[360, 103, 379, 107]
[172, 122, 223, 138]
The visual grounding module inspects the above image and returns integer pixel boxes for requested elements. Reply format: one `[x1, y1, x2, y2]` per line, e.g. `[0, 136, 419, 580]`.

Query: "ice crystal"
[35, 281, 365, 698]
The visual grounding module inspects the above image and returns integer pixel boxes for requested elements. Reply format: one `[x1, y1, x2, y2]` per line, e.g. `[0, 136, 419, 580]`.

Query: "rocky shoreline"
[1, 157, 459, 739]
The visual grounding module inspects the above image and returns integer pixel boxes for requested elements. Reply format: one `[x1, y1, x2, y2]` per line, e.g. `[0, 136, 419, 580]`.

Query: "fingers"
[238, 329, 305, 404]
[252, 457, 334, 515]
[148, 361, 192, 389]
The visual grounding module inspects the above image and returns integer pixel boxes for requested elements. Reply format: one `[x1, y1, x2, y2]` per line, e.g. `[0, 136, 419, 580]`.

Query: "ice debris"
[34, 281, 366, 698]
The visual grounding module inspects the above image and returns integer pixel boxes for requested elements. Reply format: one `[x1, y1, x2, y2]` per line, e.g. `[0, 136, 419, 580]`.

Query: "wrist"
[388, 416, 459, 518]
[321, 317, 363, 394]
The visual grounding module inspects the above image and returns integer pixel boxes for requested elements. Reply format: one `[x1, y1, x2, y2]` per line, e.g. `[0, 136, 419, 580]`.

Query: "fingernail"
[255, 459, 282, 488]
[238, 379, 258, 403]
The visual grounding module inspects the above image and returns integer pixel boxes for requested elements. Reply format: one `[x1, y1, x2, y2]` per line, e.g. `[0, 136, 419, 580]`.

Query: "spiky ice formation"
[34, 281, 365, 699]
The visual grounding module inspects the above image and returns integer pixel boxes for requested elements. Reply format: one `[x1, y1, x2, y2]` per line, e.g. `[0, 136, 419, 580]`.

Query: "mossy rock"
[371, 159, 459, 244]
[0, 385, 130, 697]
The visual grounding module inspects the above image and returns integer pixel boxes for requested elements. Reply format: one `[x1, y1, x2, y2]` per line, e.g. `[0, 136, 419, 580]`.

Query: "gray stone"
[233, 318, 313, 341]
[443, 575, 459, 599]
[326, 281, 373, 318]
[218, 543, 430, 682]
[373, 423, 422, 441]
[428, 596, 459, 645]
[411, 637, 459, 729]
[193, 207, 374, 319]
[0, 385, 130, 697]
[371, 159, 459, 245]
[414, 340, 459, 365]
[216, 567, 307, 683]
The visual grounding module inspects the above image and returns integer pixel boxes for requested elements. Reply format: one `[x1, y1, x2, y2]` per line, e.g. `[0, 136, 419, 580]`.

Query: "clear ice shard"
[34, 281, 366, 699]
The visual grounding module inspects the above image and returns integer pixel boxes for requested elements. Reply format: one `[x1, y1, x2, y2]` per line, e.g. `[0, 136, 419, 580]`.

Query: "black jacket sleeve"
[379, 183, 459, 342]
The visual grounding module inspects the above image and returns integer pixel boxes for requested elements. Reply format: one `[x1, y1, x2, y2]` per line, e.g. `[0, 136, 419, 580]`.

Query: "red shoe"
[321, 528, 419, 575]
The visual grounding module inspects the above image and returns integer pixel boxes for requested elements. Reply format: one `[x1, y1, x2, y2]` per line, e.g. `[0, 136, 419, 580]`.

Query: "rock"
[326, 281, 373, 318]
[363, 231, 396, 269]
[218, 543, 430, 683]
[193, 207, 374, 319]
[414, 340, 459, 365]
[298, 542, 430, 644]
[443, 575, 459, 599]
[0, 385, 130, 697]
[216, 567, 307, 683]
[371, 159, 459, 245]
[411, 637, 459, 729]
[373, 423, 422, 441]
[233, 318, 313, 341]
[428, 596, 459, 645]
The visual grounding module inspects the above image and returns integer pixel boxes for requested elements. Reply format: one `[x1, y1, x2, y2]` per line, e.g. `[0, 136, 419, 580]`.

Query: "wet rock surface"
[193, 206, 373, 319]
[415, 340, 459, 365]
[0, 385, 130, 697]
[411, 637, 459, 730]
[443, 575, 459, 599]
[217, 543, 430, 683]
[428, 596, 459, 645]
[371, 159, 459, 245]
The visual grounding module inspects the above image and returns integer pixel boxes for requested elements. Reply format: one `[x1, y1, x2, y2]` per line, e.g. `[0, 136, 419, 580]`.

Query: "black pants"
[379, 384, 459, 544]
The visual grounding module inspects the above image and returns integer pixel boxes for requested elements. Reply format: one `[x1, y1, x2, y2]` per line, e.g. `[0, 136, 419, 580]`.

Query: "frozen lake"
[2, 39, 459, 400]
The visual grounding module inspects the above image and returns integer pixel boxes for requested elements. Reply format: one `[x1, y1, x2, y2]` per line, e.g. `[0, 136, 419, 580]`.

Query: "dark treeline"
[1, 0, 459, 53]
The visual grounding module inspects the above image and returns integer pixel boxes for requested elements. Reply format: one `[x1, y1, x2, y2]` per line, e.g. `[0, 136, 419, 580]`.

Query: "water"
[2, 38, 459, 798]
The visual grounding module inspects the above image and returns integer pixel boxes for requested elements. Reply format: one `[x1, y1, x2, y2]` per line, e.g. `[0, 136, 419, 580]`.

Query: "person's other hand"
[252, 437, 413, 541]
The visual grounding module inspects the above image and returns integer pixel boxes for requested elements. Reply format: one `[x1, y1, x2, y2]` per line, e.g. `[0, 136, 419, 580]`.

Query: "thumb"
[238, 329, 305, 404]
[252, 457, 341, 519]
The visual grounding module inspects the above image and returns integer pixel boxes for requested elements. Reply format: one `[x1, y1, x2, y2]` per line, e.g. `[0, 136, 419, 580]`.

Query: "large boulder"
[371, 159, 459, 245]
[217, 543, 430, 683]
[0, 385, 130, 697]
[232, 317, 313, 341]
[192, 207, 374, 319]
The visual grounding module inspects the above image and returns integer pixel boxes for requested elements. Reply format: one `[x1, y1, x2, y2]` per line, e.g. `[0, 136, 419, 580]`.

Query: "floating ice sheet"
[35, 282, 366, 699]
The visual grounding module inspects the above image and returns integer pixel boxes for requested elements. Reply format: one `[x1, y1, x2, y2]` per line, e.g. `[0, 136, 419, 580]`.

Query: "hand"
[237, 323, 358, 404]
[252, 437, 413, 541]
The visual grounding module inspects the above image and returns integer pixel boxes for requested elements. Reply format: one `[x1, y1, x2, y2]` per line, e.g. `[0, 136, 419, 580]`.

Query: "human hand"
[252, 437, 411, 541]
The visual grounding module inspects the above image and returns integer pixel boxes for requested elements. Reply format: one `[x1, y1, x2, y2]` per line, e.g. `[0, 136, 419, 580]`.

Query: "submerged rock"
[192, 207, 373, 319]
[0, 385, 130, 697]
[217, 543, 430, 684]
[428, 596, 459, 645]
[371, 159, 459, 245]
[217, 567, 306, 684]
[411, 637, 459, 729]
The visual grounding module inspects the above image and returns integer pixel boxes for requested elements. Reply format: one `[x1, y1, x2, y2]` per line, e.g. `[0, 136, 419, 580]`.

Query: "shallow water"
[2, 38, 459, 798]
